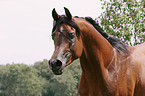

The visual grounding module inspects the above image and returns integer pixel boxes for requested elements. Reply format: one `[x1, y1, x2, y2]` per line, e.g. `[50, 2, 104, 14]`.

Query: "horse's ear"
[52, 8, 59, 21]
[64, 7, 72, 21]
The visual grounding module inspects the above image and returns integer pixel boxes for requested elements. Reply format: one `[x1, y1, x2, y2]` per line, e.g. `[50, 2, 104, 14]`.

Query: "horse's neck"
[77, 19, 115, 84]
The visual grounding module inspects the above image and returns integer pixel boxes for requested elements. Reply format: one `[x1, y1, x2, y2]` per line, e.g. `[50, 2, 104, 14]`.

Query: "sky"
[0, 0, 103, 65]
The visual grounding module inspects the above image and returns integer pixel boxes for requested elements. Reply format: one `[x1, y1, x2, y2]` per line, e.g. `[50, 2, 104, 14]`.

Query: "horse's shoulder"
[127, 43, 145, 70]
[129, 43, 145, 73]
[132, 43, 145, 54]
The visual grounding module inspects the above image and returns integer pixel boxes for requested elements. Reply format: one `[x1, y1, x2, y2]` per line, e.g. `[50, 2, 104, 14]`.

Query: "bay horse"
[49, 7, 145, 96]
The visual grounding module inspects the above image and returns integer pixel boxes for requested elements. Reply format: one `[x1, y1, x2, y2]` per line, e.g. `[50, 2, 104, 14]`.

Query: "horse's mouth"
[52, 69, 64, 75]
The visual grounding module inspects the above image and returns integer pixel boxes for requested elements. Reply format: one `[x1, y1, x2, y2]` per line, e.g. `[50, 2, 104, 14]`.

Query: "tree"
[33, 59, 81, 96]
[97, 0, 145, 46]
[48, 60, 81, 96]
[33, 59, 54, 96]
[0, 64, 47, 96]
[33, 59, 54, 81]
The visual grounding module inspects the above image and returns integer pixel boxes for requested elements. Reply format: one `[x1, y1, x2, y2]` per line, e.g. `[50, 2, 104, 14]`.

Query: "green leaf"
[96, 0, 144, 46]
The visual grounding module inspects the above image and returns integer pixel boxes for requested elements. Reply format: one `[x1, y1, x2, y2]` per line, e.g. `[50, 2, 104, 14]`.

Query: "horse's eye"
[66, 31, 75, 39]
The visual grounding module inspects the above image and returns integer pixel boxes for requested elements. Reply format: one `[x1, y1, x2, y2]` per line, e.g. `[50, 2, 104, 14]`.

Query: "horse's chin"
[52, 69, 64, 75]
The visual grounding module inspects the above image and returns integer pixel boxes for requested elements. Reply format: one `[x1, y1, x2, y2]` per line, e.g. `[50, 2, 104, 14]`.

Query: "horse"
[48, 7, 145, 96]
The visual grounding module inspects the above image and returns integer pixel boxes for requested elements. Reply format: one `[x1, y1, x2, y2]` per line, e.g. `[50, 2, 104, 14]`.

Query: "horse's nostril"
[49, 59, 62, 70]
[56, 60, 62, 69]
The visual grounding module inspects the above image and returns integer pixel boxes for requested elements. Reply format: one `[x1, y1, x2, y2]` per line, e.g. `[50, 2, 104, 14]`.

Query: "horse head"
[49, 7, 83, 75]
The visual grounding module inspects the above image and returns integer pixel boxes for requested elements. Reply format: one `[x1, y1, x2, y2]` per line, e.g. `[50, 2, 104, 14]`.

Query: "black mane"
[84, 17, 129, 55]
[53, 15, 129, 55]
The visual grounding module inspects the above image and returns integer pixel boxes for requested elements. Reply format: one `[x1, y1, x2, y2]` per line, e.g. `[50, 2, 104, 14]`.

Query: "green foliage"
[33, 59, 53, 80]
[33, 59, 81, 96]
[48, 60, 81, 96]
[0, 60, 81, 96]
[33, 60, 54, 96]
[0, 64, 46, 96]
[97, 0, 145, 45]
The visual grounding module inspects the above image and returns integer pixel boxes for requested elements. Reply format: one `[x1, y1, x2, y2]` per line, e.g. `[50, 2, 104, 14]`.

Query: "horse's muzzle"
[49, 59, 63, 75]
